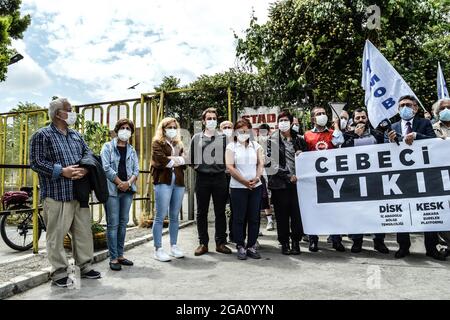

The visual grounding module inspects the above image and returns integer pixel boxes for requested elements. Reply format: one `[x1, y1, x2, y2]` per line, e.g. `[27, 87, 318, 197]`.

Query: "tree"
[153, 69, 297, 131]
[235, 0, 450, 114]
[0, 0, 31, 81]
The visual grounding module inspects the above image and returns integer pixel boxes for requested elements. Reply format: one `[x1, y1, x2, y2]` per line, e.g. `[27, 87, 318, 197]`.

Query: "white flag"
[437, 62, 449, 100]
[362, 40, 418, 128]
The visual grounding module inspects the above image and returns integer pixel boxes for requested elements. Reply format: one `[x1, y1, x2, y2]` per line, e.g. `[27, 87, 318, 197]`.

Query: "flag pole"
[415, 97, 428, 114]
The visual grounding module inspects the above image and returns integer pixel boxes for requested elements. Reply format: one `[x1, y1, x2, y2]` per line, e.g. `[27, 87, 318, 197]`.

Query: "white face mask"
[237, 133, 250, 143]
[292, 124, 300, 133]
[165, 129, 178, 139]
[223, 129, 233, 138]
[61, 112, 77, 126]
[118, 129, 132, 142]
[316, 115, 328, 127]
[206, 120, 217, 130]
[279, 121, 291, 133]
[340, 119, 348, 130]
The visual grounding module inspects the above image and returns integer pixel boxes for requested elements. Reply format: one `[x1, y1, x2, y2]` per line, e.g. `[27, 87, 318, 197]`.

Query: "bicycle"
[0, 187, 46, 251]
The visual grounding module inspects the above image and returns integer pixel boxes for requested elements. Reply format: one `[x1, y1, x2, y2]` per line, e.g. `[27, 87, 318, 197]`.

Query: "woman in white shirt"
[225, 118, 265, 260]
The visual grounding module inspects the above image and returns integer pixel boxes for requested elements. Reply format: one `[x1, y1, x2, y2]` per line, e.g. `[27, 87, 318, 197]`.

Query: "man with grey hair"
[432, 98, 450, 138]
[432, 98, 450, 255]
[30, 98, 101, 287]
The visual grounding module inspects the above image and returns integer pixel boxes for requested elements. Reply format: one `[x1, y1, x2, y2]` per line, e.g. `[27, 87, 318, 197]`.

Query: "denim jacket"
[100, 138, 140, 197]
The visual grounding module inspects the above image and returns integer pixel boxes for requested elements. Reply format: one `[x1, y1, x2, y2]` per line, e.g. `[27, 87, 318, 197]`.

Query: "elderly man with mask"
[432, 98, 450, 139]
[30, 98, 102, 287]
[387, 95, 446, 261]
[431, 98, 450, 255]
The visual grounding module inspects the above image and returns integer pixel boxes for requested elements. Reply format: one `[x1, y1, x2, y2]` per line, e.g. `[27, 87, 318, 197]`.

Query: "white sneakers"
[266, 221, 275, 231]
[170, 245, 185, 259]
[154, 248, 171, 262]
[154, 246, 184, 262]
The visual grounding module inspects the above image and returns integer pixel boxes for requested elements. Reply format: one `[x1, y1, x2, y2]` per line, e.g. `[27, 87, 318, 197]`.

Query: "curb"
[0, 221, 195, 300]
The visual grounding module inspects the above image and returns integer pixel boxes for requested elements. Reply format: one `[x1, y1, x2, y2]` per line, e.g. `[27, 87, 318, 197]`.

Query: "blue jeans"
[153, 174, 185, 249]
[105, 192, 134, 261]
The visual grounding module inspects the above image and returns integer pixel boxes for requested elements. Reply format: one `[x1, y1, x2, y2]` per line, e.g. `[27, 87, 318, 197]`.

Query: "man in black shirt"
[190, 108, 232, 256]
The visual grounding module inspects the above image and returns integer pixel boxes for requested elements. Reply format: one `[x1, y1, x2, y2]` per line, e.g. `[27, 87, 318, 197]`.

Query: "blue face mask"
[399, 107, 415, 121]
[440, 109, 450, 122]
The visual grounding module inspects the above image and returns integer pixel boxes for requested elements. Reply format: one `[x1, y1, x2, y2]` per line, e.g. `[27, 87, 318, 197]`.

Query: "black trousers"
[230, 186, 263, 249]
[226, 173, 234, 240]
[271, 184, 304, 245]
[195, 172, 228, 246]
[397, 232, 439, 252]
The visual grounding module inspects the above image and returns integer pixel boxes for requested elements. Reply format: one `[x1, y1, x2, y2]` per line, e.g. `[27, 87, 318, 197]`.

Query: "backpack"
[2, 191, 29, 210]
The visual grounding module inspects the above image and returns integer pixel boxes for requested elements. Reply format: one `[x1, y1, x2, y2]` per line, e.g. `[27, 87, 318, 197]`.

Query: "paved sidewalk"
[9, 224, 450, 300]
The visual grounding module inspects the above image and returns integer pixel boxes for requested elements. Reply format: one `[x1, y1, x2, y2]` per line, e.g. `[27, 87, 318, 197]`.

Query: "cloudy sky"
[0, 0, 270, 113]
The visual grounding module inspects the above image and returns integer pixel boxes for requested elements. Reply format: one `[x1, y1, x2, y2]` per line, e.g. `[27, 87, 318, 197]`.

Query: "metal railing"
[0, 86, 233, 246]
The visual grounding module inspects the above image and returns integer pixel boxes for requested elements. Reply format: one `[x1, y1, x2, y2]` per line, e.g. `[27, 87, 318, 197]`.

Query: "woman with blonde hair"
[151, 118, 187, 262]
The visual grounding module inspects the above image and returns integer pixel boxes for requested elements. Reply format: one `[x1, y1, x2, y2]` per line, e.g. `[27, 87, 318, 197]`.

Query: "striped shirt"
[30, 123, 90, 202]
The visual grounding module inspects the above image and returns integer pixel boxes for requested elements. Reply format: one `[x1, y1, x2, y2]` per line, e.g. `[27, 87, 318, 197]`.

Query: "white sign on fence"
[295, 138, 450, 235]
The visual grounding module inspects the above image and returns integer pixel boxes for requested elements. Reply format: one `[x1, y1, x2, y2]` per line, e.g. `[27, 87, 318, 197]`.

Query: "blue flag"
[437, 62, 449, 100]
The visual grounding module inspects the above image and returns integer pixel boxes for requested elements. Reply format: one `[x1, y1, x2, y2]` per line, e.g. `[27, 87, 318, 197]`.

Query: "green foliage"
[0, 0, 31, 81]
[82, 120, 111, 155]
[153, 69, 305, 131]
[235, 0, 450, 113]
[91, 221, 105, 234]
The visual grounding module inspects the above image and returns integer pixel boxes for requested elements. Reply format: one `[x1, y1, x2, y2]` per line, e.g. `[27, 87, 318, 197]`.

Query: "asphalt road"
[9, 224, 450, 300]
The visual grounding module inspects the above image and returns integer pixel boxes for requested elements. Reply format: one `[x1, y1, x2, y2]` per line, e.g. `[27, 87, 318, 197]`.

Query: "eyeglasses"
[399, 103, 414, 108]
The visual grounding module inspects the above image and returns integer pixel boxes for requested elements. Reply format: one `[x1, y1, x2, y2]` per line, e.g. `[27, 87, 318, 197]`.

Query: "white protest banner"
[362, 40, 418, 129]
[240, 106, 280, 129]
[296, 138, 450, 235]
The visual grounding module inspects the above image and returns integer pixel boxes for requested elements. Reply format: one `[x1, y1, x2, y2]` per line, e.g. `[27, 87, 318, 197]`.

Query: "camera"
[376, 119, 399, 145]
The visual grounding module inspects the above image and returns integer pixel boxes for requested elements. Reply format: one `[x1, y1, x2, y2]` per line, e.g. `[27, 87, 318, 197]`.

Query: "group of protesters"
[29, 96, 450, 287]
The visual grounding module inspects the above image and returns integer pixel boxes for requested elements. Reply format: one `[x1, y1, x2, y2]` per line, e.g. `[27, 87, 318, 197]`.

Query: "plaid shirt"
[30, 123, 90, 202]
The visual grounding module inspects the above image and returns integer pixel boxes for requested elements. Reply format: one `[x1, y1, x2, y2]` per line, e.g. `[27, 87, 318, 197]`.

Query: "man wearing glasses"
[387, 95, 446, 261]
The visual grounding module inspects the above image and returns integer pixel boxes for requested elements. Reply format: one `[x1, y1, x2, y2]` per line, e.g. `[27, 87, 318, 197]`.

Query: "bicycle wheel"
[0, 205, 42, 251]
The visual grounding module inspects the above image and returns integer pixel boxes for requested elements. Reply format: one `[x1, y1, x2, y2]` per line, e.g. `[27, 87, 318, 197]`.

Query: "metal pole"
[131, 101, 138, 226]
[32, 172, 39, 254]
[139, 94, 145, 224]
[0, 117, 6, 196]
[18, 114, 25, 189]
